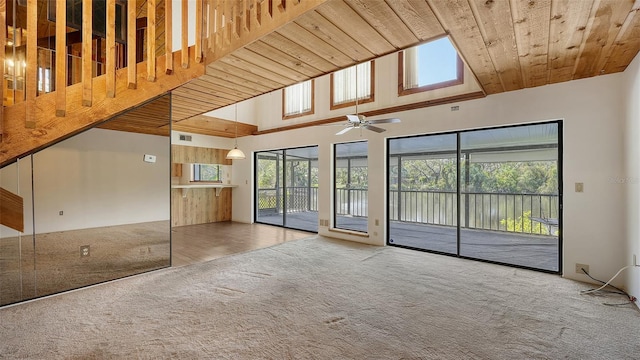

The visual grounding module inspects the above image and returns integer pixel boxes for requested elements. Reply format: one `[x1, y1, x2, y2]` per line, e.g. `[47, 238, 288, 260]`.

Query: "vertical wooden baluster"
[147, 0, 156, 80]
[128, 0, 137, 89]
[195, 0, 203, 63]
[82, 0, 92, 106]
[106, 0, 116, 98]
[165, 0, 173, 74]
[208, 0, 216, 56]
[55, 0, 66, 116]
[25, 0, 36, 127]
[182, 0, 189, 68]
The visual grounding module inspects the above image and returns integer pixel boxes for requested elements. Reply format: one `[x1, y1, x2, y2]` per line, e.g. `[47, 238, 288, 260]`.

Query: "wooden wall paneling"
[510, 0, 551, 88]
[82, 0, 92, 106]
[197, 73, 264, 97]
[55, 0, 66, 116]
[25, 0, 36, 128]
[0, 187, 24, 232]
[346, 0, 418, 49]
[165, 0, 173, 74]
[275, 23, 353, 67]
[171, 187, 232, 226]
[573, 0, 637, 79]
[602, 1, 640, 74]
[315, 0, 394, 56]
[106, 0, 116, 97]
[172, 116, 257, 138]
[257, 31, 336, 72]
[208, 60, 288, 88]
[0, 0, 4, 140]
[239, 43, 321, 79]
[172, 145, 232, 165]
[295, 11, 375, 62]
[384, 0, 445, 42]
[147, 0, 157, 81]
[547, 0, 594, 84]
[426, 0, 502, 94]
[177, 80, 246, 101]
[205, 66, 274, 93]
[219, 54, 301, 85]
[468, 0, 523, 91]
[172, 87, 234, 108]
[182, 0, 189, 68]
[128, 0, 137, 89]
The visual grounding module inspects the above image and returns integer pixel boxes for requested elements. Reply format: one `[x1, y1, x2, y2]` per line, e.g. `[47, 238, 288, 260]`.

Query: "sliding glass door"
[255, 146, 318, 232]
[387, 122, 561, 273]
[389, 134, 457, 253]
[459, 124, 560, 271]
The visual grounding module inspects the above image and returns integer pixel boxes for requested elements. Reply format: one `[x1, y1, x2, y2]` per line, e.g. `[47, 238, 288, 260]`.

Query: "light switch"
[143, 154, 157, 163]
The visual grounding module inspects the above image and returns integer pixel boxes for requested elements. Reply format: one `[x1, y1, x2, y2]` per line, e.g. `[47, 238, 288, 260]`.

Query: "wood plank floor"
[171, 222, 314, 267]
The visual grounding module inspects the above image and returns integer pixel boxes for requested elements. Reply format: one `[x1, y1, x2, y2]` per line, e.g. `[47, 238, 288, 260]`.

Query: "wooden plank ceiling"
[168, 0, 640, 138]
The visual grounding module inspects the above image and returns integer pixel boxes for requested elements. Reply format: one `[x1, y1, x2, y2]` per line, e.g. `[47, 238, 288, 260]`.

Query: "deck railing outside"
[258, 187, 558, 236]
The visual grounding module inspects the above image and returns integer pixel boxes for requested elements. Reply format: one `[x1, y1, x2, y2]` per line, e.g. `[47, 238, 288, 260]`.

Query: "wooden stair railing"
[0, 187, 24, 233]
[0, 0, 325, 167]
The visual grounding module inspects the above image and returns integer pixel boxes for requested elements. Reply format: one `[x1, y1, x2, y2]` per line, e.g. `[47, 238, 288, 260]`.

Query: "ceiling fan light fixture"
[226, 146, 246, 160]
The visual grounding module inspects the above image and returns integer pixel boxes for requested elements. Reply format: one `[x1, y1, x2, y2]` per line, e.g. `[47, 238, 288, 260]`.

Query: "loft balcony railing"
[258, 187, 559, 236]
[0, 0, 326, 167]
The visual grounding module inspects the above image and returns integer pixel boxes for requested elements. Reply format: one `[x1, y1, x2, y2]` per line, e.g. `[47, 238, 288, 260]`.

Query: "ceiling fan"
[335, 114, 401, 135]
[332, 65, 401, 135]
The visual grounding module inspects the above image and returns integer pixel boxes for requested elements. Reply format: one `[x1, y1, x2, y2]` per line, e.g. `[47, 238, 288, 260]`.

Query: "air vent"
[179, 134, 192, 141]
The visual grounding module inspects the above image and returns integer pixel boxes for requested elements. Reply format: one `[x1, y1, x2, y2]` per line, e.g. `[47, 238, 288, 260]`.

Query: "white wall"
[1, 128, 170, 236]
[232, 72, 629, 285]
[623, 52, 640, 300]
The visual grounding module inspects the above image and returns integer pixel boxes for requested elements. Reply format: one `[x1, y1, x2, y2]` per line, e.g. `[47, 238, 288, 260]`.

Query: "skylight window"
[331, 61, 374, 110]
[399, 37, 463, 95]
[282, 80, 314, 119]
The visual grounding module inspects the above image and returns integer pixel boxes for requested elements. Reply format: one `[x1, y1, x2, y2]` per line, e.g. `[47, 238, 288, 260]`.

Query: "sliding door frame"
[386, 120, 563, 274]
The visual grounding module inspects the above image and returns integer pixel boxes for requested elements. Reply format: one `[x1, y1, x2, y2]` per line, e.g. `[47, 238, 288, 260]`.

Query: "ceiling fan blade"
[336, 126, 354, 135]
[363, 125, 386, 133]
[367, 118, 401, 125]
[346, 114, 361, 124]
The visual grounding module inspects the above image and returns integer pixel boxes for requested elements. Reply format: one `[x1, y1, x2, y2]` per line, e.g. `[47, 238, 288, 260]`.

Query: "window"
[191, 164, 220, 182]
[398, 37, 463, 95]
[330, 61, 374, 110]
[282, 80, 314, 119]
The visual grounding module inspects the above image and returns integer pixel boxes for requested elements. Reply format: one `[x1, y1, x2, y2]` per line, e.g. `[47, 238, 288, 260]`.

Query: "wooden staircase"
[0, 0, 326, 168]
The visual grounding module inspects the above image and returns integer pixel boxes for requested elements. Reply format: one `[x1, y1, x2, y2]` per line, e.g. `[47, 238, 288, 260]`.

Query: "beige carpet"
[1, 236, 638, 359]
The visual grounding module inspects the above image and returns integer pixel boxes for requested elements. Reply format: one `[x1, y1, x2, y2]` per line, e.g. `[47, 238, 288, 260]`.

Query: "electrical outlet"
[80, 245, 90, 257]
[575, 182, 584, 192]
[575, 263, 589, 274]
[59, 210, 63, 216]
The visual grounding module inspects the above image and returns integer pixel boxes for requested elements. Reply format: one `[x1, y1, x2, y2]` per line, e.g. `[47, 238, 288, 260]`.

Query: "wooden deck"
[258, 211, 559, 272]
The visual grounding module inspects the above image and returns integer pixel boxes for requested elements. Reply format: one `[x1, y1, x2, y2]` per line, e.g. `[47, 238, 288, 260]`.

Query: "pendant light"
[226, 103, 246, 160]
